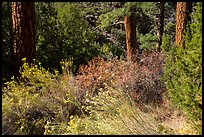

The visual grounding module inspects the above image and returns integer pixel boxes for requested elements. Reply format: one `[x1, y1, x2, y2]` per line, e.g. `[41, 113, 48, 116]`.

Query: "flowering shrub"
[2, 60, 84, 135]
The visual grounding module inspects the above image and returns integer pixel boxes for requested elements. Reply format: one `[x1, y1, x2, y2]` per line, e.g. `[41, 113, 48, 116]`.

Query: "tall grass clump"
[44, 83, 171, 135]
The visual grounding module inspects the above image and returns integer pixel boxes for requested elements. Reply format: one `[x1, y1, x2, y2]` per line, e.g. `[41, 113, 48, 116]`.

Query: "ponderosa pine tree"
[176, 2, 192, 47]
[124, 5, 139, 62]
[12, 2, 36, 78]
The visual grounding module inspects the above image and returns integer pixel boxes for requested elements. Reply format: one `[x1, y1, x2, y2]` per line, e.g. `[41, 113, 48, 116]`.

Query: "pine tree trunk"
[176, 2, 192, 47]
[12, 2, 35, 77]
[156, 2, 165, 52]
[124, 6, 138, 62]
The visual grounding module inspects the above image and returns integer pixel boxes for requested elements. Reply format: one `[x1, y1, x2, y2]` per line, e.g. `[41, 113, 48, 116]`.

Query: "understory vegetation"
[2, 52, 199, 135]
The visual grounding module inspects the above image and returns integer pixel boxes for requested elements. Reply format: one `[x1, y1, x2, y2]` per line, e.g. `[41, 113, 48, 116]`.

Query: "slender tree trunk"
[124, 6, 138, 62]
[12, 2, 35, 77]
[156, 2, 165, 52]
[176, 2, 192, 47]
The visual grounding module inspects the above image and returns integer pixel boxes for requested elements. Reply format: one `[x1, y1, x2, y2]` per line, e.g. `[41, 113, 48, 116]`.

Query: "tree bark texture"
[124, 6, 138, 62]
[156, 2, 165, 52]
[176, 2, 192, 47]
[12, 2, 35, 77]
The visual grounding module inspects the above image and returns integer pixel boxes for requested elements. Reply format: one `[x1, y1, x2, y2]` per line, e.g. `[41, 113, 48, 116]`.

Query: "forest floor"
[148, 99, 197, 135]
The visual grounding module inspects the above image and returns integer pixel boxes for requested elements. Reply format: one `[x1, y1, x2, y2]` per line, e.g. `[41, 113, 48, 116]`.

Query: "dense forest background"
[2, 2, 178, 81]
[2, 2, 202, 135]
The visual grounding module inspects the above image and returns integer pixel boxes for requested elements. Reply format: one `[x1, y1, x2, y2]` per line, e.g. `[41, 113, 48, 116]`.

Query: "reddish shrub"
[75, 57, 116, 96]
[75, 51, 166, 104]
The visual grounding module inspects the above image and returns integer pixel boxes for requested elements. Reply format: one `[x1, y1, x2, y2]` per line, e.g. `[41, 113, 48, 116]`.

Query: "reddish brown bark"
[124, 7, 138, 62]
[12, 2, 35, 77]
[176, 2, 192, 47]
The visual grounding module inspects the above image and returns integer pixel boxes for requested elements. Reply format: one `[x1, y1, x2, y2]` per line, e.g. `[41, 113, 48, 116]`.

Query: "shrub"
[76, 57, 116, 97]
[2, 59, 84, 135]
[76, 51, 166, 105]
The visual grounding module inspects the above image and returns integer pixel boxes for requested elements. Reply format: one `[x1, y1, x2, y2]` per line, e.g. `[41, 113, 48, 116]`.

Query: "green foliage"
[99, 43, 124, 59]
[35, 2, 100, 73]
[140, 2, 157, 16]
[98, 7, 125, 30]
[138, 33, 158, 51]
[139, 2, 176, 52]
[163, 2, 202, 134]
[2, 60, 84, 135]
[161, 22, 176, 52]
[161, 34, 174, 52]
[97, 1, 139, 29]
[164, 22, 176, 37]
